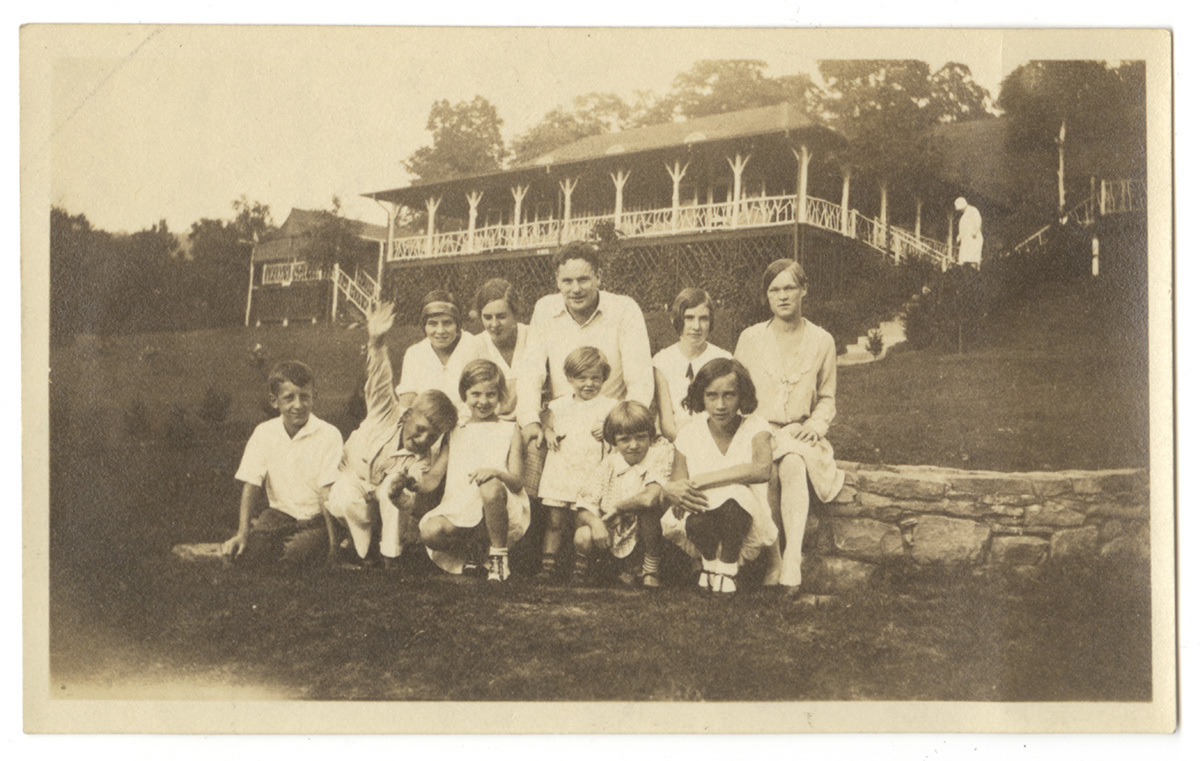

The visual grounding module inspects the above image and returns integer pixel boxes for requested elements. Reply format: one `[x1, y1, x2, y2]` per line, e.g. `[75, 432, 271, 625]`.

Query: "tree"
[928, 62, 995, 123]
[635, 60, 819, 125]
[997, 60, 1138, 152]
[305, 196, 364, 273]
[510, 92, 632, 165]
[187, 197, 276, 328]
[818, 59, 942, 212]
[404, 96, 507, 183]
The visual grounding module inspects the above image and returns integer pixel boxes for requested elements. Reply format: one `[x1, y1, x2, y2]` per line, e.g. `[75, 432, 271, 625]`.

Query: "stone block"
[860, 491, 949, 514]
[1024, 501, 1087, 527]
[1030, 476, 1075, 499]
[1099, 519, 1126, 544]
[1100, 534, 1151, 562]
[1071, 470, 1147, 496]
[800, 555, 882, 595]
[857, 472, 948, 501]
[827, 517, 904, 563]
[982, 493, 1039, 507]
[948, 474, 1033, 496]
[989, 535, 1049, 566]
[910, 515, 991, 565]
[1049, 526, 1100, 560]
[1085, 501, 1149, 520]
[829, 485, 858, 504]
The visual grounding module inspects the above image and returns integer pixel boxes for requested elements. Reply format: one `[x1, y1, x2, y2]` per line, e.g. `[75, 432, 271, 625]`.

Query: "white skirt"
[419, 483, 531, 574]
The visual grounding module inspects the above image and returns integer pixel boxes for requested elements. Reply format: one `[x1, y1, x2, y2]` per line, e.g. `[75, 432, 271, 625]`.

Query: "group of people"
[221, 241, 845, 595]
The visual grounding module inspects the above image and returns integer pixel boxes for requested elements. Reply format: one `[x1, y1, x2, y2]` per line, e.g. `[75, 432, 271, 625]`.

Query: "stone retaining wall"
[801, 462, 1151, 594]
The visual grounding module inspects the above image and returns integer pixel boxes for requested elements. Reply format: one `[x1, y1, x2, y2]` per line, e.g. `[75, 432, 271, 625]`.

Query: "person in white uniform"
[955, 196, 984, 270]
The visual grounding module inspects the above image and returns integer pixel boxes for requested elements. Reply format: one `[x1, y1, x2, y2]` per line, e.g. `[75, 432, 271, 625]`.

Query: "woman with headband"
[395, 290, 487, 410]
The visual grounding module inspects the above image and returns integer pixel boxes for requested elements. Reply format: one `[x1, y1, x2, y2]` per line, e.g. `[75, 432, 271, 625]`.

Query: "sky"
[43, 27, 1029, 236]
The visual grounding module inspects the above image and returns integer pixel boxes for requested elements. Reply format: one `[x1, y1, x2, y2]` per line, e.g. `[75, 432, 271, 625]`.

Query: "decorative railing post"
[611, 169, 630, 233]
[726, 152, 750, 229]
[792, 145, 810, 226]
[841, 170, 852, 237]
[466, 190, 483, 253]
[511, 184, 529, 248]
[559, 177, 578, 243]
[915, 197, 923, 240]
[665, 160, 689, 230]
[424, 195, 441, 258]
[331, 262, 340, 321]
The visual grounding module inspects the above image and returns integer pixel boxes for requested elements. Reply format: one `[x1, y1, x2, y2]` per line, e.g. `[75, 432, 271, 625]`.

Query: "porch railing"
[261, 260, 325, 285]
[388, 193, 948, 266]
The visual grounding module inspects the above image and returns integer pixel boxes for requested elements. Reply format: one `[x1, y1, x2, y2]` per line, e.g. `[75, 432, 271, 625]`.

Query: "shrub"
[199, 387, 232, 424]
[123, 397, 152, 438]
[867, 329, 885, 359]
[164, 403, 198, 449]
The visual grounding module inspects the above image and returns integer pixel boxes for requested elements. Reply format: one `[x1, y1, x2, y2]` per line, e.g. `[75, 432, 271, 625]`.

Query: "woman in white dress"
[474, 279, 529, 421]
[395, 290, 485, 409]
[734, 259, 845, 594]
[652, 288, 731, 442]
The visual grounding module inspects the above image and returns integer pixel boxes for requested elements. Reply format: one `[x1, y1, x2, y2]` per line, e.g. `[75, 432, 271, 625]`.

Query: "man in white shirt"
[517, 242, 654, 450]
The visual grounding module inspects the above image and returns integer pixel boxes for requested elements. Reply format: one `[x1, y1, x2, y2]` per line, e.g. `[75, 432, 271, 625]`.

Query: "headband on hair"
[421, 301, 460, 321]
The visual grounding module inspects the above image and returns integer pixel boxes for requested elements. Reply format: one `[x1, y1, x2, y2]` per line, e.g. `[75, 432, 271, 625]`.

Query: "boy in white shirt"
[221, 361, 344, 568]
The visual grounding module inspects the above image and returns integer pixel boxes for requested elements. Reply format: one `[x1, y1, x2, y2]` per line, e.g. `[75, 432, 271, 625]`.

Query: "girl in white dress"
[418, 359, 530, 583]
[652, 288, 731, 441]
[661, 358, 778, 595]
[536, 346, 620, 577]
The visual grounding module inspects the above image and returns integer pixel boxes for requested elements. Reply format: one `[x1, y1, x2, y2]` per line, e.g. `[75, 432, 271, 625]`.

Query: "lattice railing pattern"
[335, 266, 376, 318]
[262, 260, 325, 285]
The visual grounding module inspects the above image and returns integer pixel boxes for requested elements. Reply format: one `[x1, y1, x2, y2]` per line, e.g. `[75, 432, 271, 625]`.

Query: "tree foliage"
[404, 96, 507, 183]
[636, 59, 819, 125]
[928, 62, 995, 123]
[997, 60, 1145, 158]
[510, 92, 632, 165]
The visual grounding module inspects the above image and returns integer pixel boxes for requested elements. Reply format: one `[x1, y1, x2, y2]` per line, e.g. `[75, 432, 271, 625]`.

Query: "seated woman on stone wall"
[733, 259, 846, 596]
[652, 287, 731, 442]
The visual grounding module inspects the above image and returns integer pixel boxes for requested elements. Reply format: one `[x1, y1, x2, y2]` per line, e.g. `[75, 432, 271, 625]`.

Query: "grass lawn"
[43, 268, 1152, 702]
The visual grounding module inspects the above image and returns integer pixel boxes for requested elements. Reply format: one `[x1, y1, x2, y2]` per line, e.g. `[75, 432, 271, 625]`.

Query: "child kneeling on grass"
[325, 302, 459, 569]
[418, 359, 531, 582]
[661, 358, 778, 595]
[221, 361, 345, 568]
[572, 401, 673, 588]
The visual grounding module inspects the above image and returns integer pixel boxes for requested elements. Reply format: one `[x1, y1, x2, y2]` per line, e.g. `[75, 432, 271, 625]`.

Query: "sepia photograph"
[20, 22, 1175, 735]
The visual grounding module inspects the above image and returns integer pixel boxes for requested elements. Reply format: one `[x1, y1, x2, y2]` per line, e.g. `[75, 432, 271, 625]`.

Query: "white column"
[466, 190, 483, 253]
[1100, 179, 1108, 216]
[878, 180, 889, 252]
[1057, 120, 1067, 217]
[611, 169, 630, 231]
[1092, 235, 1100, 276]
[424, 195, 441, 257]
[379, 203, 394, 297]
[915, 197, 923, 240]
[665, 160, 689, 229]
[840, 170, 852, 236]
[792, 145, 810, 225]
[511, 184, 529, 246]
[946, 209, 955, 266]
[243, 254, 255, 327]
[726, 153, 750, 229]
[559, 176, 578, 228]
[331, 262, 340, 322]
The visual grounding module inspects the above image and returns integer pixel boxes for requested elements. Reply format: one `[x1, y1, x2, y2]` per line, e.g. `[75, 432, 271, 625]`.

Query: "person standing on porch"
[517, 241, 654, 575]
[955, 197, 984, 270]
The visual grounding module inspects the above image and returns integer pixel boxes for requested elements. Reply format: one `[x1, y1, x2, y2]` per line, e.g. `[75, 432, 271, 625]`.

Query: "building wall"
[250, 281, 331, 324]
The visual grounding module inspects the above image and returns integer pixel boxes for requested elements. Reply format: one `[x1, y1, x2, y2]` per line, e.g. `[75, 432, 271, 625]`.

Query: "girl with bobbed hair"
[652, 287, 732, 441]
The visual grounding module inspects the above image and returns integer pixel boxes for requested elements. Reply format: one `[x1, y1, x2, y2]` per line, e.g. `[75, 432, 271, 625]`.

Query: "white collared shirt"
[235, 414, 344, 521]
[652, 341, 733, 426]
[516, 291, 654, 427]
[395, 332, 487, 403]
